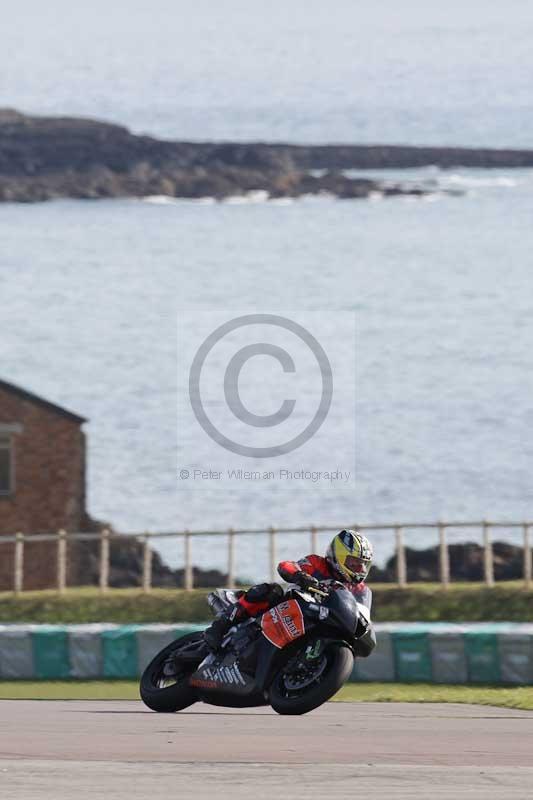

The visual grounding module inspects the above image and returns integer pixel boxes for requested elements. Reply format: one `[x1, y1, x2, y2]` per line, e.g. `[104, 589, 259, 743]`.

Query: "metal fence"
[1, 520, 532, 595]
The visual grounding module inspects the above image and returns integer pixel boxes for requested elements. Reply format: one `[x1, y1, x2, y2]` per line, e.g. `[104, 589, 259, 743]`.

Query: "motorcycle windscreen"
[261, 599, 306, 649]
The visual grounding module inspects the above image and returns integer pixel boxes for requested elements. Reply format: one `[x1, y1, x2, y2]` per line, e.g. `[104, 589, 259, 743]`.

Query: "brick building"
[0, 378, 87, 589]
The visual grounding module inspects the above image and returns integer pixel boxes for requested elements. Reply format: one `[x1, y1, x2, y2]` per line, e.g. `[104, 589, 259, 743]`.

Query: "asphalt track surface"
[1, 701, 533, 799]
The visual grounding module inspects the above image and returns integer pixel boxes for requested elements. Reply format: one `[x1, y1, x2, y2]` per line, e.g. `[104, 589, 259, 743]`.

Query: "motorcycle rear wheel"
[269, 643, 353, 715]
[140, 631, 204, 712]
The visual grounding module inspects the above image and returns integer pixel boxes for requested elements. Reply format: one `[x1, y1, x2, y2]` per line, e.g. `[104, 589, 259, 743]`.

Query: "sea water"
[1, 1, 533, 577]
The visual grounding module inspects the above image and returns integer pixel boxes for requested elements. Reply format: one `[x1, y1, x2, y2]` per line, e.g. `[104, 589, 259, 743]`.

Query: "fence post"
[438, 523, 450, 589]
[14, 532, 24, 595]
[310, 526, 318, 554]
[57, 529, 67, 594]
[395, 526, 407, 587]
[184, 531, 193, 591]
[99, 528, 110, 593]
[142, 534, 153, 594]
[227, 528, 235, 588]
[269, 527, 277, 582]
[523, 524, 532, 588]
[483, 521, 494, 586]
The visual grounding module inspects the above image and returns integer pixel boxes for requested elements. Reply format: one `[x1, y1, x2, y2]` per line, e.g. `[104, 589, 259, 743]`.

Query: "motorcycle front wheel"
[269, 642, 354, 716]
[140, 631, 205, 712]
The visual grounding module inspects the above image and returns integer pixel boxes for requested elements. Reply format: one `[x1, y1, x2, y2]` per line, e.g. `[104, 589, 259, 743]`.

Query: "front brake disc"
[283, 656, 327, 690]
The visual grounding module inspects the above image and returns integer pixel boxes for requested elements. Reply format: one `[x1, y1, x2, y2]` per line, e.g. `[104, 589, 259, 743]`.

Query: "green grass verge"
[1, 583, 533, 623]
[0, 681, 140, 700]
[1, 681, 533, 710]
[334, 683, 533, 711]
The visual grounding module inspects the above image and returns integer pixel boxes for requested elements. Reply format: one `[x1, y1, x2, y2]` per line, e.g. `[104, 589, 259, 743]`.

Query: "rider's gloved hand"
[294, 571, 320, 591]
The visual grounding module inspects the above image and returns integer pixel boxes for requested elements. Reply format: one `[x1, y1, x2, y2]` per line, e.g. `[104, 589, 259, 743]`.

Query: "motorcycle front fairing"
[320, 584, 361, 638]
[254, 587, 364, 688]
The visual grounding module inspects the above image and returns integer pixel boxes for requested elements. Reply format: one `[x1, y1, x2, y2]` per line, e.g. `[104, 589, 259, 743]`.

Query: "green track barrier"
[32, 628, 70, 679]
[464, 632, 501, 683]
[102, 626, 140, 679]
[0, 623, 532, 683]
[392, 631, 432, 682]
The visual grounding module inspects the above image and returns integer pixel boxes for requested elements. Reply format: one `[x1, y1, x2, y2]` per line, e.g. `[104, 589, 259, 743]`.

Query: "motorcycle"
[140, 581, 369, 715]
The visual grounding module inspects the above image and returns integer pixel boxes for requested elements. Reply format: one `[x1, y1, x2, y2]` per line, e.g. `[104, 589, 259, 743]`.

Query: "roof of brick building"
[0, 378, 87, 424]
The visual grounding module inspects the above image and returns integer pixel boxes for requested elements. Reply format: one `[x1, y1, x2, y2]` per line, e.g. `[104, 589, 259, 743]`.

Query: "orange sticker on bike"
[261, 599, 305, 648]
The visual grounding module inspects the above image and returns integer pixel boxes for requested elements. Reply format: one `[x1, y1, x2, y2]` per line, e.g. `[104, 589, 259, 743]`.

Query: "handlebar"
[302, 579, 349, 597]
[303, 583, 330, 599]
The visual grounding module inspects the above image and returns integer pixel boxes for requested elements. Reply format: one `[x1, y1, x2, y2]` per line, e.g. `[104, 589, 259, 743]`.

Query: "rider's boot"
[204, 603, 246, 652]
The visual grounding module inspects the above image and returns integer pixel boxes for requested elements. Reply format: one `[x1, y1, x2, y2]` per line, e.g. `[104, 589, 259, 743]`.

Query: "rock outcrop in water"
[371, 541, 527, 582]
[2, 108, 532, 203]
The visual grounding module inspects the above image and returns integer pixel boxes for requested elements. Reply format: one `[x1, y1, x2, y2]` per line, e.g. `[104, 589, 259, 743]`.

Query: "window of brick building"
[0, 435, 13, 495]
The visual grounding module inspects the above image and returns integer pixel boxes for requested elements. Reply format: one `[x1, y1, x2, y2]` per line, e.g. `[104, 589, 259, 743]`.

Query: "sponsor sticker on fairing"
[261, 599, 306, 648]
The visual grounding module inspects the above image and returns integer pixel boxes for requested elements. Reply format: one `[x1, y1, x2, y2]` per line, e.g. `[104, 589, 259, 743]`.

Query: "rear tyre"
[269, 643, 354, 716]
[140, 632, 205, 712]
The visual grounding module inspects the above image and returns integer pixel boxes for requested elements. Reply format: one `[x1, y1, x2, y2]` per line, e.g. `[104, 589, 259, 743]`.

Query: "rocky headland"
[371, 541, 528, 583]
[2, 108, 533, 203]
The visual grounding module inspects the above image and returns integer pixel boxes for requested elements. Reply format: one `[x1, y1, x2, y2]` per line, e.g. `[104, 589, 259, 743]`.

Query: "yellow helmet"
[326, 530, 373, 583]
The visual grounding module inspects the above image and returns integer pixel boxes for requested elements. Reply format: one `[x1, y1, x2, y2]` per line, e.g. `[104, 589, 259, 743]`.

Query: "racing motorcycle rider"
[204, 529, 376, 657]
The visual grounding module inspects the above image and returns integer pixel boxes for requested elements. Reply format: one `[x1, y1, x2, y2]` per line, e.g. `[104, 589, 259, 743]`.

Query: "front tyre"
[269, 643, 354, 716]
[140, 632, 204, 712]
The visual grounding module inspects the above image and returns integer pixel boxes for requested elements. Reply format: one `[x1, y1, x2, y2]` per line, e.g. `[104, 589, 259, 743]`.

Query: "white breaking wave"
[142, 195, 216, 205]
[342, 167, 533, 194]
[142, 192, 294, 206]
[142, 195, 182, 205]
[246, 190, 270, 202]
[300, 192, 335, 202]
[223, 190, 270, 204]
[222, 196, 250, 204]
[269, 197, 294, 205]
[439, 173, 520, 189]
